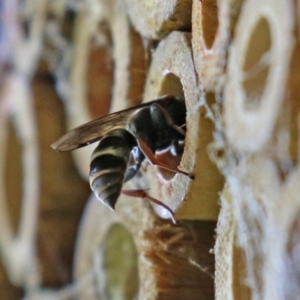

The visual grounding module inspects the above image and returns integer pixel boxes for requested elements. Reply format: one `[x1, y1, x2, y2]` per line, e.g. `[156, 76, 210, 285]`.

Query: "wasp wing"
[51, 109, 136, 151]
[51, 96, 182, 151]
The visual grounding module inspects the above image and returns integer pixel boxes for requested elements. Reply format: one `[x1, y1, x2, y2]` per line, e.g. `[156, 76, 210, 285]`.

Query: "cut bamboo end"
[143, 31, 223, 221]
[0, 74, 40, 287]
[57, 0, 147, 178]
[215, 156, 281, 300]
[224, 0, 294, 152]
[74, 194, 215, 299]
[98, 0, 148, 110]
[31, 67, 91, 288]
[0, 0, 46, 287]
[123, 0, 192, 40]
[192, 0, 243, 90]
[74, 195, 148, 299]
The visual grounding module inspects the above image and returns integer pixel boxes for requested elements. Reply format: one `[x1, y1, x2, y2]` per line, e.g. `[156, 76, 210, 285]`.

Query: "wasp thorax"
[89, 129, 136, 210]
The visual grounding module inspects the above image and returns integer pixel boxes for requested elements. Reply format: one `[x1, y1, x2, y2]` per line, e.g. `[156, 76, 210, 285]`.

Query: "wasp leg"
[122, 189, 176, 223]
[151, 103, 186, 136]
[136, 136, 193, 179]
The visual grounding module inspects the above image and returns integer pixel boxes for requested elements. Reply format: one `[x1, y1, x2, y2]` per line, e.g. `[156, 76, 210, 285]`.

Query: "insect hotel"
[0, 0, 299, 299]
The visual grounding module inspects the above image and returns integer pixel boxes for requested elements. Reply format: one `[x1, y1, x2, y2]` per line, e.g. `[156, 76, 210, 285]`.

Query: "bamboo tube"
[0, 0, 46, 288]
[192, 0, 243, 90]
[73, 30, 216, 300]
[215, 156, 281, 300]
[73, 194, 151, 300]
[74, 193, 215, 299]
[215, 185, 252, 300]
[224, 0, 294, 152]
[0, 74, 40, 287]
[214, 186, 234, 300]
[57, 0, 147, 178]
[32, 68, 91, 288]
[142, 31, 223, 220]
[123, 0, 192, 40]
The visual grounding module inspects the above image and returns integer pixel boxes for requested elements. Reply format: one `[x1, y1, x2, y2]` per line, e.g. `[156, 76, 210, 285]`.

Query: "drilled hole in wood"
[159, 73, 184, 99]
[5, 121, 22, 235]
[102, 223, 139, 300]
[242, 17, 271, 110]
[87, 23, 113, 119]
[157, 73, 185, 180]
[201, 0, 219, 49]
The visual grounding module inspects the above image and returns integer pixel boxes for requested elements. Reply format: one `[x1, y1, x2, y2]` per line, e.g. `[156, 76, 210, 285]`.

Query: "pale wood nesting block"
[224, 0, 294, 152]
[142, 31, 223, 221]
[214, 185, 252, 300]
[192, 0, 243, 90]
[58, 0, 147, 179]
[74, 194, 146, 300]
[31, 69, 91, 288]
[0, 74, 40, 288]
[74, 193, 215, 300]
[0, 62, 91, 294]
[0, 0, 47, 288]
[123, 0, 192, 40]
[215, 156, 282, 300]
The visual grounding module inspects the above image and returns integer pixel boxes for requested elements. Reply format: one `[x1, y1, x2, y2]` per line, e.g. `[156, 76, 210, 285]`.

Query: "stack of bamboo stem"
[1, 0, 300, 299]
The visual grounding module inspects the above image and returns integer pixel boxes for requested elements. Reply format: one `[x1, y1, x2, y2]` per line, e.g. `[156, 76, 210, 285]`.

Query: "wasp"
[51, 95, 191, 222]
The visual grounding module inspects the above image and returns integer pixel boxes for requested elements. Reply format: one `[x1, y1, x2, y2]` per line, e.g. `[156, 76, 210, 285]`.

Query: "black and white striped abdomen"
[89, 129, 135, 210]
